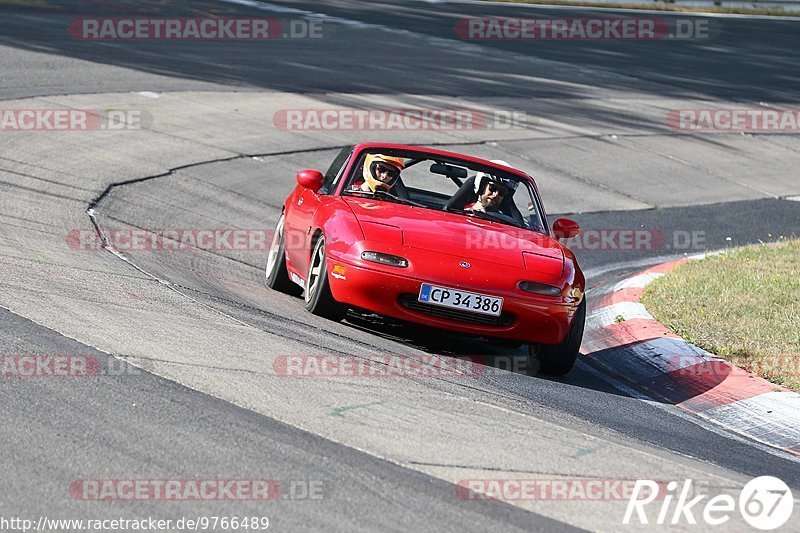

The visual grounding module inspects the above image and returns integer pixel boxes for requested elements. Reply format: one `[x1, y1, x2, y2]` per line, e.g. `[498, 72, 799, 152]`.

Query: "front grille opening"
[398, 294, 515, 327]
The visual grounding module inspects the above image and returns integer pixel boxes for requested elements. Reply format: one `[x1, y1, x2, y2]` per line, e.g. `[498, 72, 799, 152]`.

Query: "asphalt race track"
[1, 1, 800, 531]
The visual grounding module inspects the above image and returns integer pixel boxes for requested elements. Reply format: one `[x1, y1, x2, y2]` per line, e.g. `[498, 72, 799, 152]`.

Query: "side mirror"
[552, 218, 581, 240]
[297, 169, 324, 192]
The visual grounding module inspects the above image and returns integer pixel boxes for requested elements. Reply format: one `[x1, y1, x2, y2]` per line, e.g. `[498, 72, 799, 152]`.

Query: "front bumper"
[326, 259, 578, 345]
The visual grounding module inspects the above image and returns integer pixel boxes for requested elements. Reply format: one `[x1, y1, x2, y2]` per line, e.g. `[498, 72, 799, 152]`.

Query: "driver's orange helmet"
[363, 154, 405, 192]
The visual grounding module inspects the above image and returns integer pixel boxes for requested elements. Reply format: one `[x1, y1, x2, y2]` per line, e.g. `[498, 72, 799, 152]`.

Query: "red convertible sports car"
[265, 143, 585, 375]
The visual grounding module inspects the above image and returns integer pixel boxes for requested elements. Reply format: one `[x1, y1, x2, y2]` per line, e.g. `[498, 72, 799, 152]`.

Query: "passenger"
[351, 154, 405, 193]
[465, 171, 513, 213]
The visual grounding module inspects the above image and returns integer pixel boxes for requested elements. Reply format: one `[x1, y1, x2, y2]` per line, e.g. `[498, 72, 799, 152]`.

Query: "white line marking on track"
[613, 272, 664, 290]
[586, 301, 653, 330]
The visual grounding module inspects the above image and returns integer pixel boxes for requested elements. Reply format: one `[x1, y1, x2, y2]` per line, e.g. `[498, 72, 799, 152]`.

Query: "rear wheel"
[527, 299, 586, 376]
[304, 237, 346, 321]
[265, 213, 302, 296]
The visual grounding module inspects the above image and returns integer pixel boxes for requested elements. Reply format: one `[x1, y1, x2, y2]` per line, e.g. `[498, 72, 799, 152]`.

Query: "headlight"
[519, 281, 561, 296]
[361, 251, 409, 268]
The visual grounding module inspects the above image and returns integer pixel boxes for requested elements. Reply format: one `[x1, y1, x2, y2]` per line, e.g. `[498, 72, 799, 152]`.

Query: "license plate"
[418, 283, 503, 317]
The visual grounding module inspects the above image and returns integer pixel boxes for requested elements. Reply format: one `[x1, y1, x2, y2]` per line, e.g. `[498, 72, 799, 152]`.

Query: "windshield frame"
[337, 147, 549, 236]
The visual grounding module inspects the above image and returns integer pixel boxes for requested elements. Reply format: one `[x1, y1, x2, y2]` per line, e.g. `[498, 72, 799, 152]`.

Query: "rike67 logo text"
[624, 477, 793, 530]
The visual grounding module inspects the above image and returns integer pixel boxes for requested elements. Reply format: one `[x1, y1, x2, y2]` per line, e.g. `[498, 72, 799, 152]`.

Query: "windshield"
[342, 150, 547, 233]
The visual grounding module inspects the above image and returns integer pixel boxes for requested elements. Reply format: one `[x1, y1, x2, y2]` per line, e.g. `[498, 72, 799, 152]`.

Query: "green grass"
[482, 0, 800, 17]
[641, 239, 800, 392]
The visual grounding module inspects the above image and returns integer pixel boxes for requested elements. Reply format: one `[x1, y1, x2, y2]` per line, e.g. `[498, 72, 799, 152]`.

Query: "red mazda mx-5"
[265, 143, 585, 375]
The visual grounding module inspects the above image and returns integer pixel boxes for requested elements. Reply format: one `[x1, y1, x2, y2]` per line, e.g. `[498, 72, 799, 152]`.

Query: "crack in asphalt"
[87, 145, 345, 210]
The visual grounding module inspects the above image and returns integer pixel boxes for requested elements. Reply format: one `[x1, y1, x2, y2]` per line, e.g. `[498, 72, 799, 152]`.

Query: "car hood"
[343, 197, 564, 273]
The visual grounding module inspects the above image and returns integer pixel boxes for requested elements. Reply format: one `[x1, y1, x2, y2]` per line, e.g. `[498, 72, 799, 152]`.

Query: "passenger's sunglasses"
[486, 183, 508, 196]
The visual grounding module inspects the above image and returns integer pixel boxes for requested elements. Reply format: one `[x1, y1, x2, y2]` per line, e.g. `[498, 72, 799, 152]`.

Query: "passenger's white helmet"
[474, 160, 517, 194]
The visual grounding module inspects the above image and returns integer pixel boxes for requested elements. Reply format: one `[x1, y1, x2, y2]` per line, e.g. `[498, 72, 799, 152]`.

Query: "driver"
[351, 154, 405, 193]
[465, 170, 515, 213]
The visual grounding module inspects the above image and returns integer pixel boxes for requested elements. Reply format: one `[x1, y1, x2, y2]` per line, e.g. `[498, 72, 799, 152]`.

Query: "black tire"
[304, 237, 346, 321]
[265, 213, 302, 296]
[527, 299, 586, 376]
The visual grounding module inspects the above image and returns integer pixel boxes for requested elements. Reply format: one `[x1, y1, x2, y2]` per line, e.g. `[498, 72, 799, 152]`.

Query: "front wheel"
[265, 213, 302, 296]
[304, 237, 346, 321]
[527, 299, 586, 376]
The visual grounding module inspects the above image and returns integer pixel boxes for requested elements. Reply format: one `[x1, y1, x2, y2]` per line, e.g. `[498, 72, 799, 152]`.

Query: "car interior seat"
[443, 175, 478, 211]
[393, 178, 411, 200]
